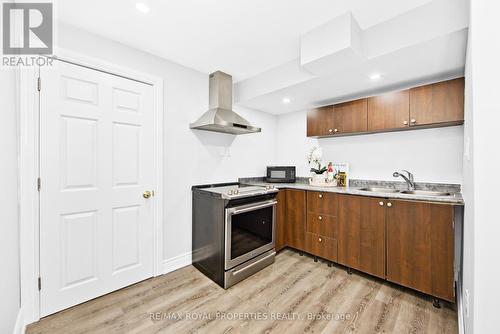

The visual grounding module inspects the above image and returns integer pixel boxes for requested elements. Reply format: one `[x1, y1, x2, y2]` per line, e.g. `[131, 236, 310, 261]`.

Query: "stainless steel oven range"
[192, 183, 278, 288]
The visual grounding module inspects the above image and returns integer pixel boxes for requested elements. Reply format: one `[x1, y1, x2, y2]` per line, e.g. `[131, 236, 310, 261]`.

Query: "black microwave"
[266, 166, 296, 183]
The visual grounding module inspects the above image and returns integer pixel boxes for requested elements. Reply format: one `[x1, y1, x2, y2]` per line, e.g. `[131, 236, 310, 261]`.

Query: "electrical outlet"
[464, 289, 470, 317]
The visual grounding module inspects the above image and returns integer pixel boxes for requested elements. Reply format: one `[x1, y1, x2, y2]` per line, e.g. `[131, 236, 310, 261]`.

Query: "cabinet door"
[305, 233, 338, 262]
[337, 195, 386, 278]
[409, 78, 464, 126]
[307, 106, 334, 137]
[368, 90, 409, 131]
[333, 99, 368, 134]
[306, 213, 337, 239]
[307, 191, 338, 216]
[386, 200, 455, 301]
[285, 189, 306, 251]
[275, 190, 287, 252]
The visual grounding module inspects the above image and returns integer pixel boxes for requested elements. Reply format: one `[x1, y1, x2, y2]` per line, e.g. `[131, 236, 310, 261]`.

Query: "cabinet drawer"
[306, 213, 337, 238]
[307, 191, 338, 215]
[305, 233, 338, 262]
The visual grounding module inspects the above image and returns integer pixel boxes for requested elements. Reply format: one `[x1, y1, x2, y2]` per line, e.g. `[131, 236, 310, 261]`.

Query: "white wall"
[57, 23, 277, 262]
[466, 1, 500, 333]
[462, 25, 475, 333]
[0, 69, 21, 331]
[276, 110, 464, 183]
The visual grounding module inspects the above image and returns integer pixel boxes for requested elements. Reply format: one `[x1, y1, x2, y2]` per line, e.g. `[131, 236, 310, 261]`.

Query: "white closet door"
[39, 61, 155, 316]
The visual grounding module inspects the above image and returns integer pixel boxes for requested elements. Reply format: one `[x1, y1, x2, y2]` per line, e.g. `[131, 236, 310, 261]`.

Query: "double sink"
[359, 187, 451, 197]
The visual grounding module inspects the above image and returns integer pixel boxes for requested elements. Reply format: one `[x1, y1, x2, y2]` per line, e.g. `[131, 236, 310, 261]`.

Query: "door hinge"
[37, 77, 41, 91]
[38, 277, 41, 291]
[37, 177, 41, 191]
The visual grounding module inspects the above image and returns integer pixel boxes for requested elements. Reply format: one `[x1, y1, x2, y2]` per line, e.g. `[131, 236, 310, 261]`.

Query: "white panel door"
[39, 61, 155, 316]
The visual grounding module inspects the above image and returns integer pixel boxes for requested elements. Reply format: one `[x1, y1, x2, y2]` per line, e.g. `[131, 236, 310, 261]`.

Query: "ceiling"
[56, 0, 468, 115]
[56, 0, 432, 82]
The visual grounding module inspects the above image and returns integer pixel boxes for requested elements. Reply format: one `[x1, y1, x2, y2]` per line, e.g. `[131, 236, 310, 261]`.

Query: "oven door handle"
[228, 200, 277, 215]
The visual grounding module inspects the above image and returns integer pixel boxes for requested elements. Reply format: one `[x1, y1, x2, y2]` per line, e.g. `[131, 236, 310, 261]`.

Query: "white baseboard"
[13, 308, 26, 334]
[161, 252, 192, 275]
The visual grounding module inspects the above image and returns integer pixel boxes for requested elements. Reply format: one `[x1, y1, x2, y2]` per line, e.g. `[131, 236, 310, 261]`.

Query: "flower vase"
[310, 173, 325, 185]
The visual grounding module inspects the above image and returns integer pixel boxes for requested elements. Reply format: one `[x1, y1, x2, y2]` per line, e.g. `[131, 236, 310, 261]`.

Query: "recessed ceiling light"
[135, 2, 150, 13]
[369, 73, 382, 81]
[282, 97, 291, 104]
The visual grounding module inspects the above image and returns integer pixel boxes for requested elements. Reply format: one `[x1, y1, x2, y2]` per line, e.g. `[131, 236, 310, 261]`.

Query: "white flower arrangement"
[307, 146, 327, 175]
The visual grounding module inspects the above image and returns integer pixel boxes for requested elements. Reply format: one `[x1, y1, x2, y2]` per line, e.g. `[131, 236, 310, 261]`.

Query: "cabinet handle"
[318, 194, 323, 198]
[379, 201, 384, 206]
[410, 119, 417, 124]
[318, 237, 322, 242]
[403, 120, 408, 125]
[328, 129, 333, 133]
[334, 128, 338, 133]
[318, 216, 322, 220]
[387, 202, 392, 207]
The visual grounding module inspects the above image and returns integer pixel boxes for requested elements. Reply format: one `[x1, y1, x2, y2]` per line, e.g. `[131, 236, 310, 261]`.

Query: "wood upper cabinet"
[386, 200, 455, 302]
[285, 189, 306, 251]
[307, 106, 334, 137]
[275, 190, 287, 252]
[368, 90, 410, 131]
[337, 195, 386, 279]
[333, 99, 368, 134]
[409, 77, 464, 126]
[306, 78, 464, 137]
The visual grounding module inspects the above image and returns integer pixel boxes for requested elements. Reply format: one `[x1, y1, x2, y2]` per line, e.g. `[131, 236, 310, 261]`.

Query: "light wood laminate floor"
[27, 249, 458, 334]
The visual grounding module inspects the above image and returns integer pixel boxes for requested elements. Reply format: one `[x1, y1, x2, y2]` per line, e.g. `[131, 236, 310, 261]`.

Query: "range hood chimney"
[190, 71, 261, 135]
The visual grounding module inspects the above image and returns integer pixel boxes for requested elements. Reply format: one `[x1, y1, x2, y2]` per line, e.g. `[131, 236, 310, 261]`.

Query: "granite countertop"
[239, 177, 464, 205]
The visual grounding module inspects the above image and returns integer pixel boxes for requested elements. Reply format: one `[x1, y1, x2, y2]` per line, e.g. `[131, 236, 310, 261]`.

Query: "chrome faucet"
[393, 170, 415, 191]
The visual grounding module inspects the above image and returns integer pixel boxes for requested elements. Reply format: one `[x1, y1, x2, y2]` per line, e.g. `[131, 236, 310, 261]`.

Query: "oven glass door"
[225, 200, 276, 270]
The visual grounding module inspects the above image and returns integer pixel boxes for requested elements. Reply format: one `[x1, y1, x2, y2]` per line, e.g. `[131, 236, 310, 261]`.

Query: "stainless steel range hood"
[190, 71, 261, 135]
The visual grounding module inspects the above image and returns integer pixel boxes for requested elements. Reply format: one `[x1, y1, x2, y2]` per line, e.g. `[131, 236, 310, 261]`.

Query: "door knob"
[410, 119, 417, 124]
[143, 191, 152, 199]
[379, 201, 384, 206]
[403, 121, 408, 125]
[318, 216, 322, 220]
[319, 194, 323, 198]
[387, 202, 392, 207]
[318, 237, 322, 242]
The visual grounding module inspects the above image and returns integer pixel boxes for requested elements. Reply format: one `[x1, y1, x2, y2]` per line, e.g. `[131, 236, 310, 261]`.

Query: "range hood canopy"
[190, 71, 261, 135]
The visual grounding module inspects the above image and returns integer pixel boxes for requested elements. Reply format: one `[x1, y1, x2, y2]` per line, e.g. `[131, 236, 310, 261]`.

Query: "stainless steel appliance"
[190, 71, 261, 135]
[266, 166, 296, 183]
[192, 183, 278, 288]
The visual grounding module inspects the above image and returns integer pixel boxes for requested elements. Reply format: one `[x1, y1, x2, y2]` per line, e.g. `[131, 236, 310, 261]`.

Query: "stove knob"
[227, 190, 233, 195]
[234, 189, 239, 194]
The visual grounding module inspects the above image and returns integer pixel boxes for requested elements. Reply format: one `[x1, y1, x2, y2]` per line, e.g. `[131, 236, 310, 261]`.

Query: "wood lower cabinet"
[305, 191, 338, 262]
[275, 190, 287, 252]
[337, 195, 386, 279]
[409, 77, 464, 126]
[305, 233, 338, 262]
[307, 106, 334, 137]
[368, 90, 410, 131]
[307, 191, 338, 216]
[386, 200, 455, 302]
[284, 189, 306, 251]
[333, 99, 368, 135]
[274, 188, 456, 302]
[306, 213, 336, 238]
